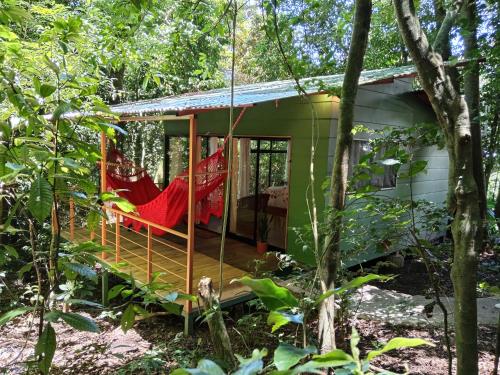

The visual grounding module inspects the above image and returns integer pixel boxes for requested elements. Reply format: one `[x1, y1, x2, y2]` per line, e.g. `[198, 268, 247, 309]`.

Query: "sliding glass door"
[231, 137, 290, 249]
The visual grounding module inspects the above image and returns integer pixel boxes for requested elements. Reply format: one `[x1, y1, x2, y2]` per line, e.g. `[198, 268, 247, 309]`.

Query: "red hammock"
[105, 148, 227, 235]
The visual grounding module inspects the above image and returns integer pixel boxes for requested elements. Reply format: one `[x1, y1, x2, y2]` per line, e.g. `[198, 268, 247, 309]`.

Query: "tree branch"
[432, 0, 464, 57]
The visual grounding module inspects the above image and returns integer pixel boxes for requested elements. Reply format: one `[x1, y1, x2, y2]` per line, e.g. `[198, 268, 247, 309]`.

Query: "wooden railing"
[66, 198, 192, 312]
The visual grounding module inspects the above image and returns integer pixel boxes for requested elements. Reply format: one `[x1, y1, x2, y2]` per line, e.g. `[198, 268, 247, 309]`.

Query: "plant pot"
[256, 241, 268, 254]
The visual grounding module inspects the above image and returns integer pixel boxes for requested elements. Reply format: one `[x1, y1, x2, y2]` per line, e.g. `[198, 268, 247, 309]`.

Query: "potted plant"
[256, 212, 270, 254]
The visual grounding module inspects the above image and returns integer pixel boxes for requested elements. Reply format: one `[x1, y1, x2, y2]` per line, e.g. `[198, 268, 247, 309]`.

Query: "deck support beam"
[185, 114, 196, 334]
[100, 131, 109, 307]
[100, 131, 108, 259]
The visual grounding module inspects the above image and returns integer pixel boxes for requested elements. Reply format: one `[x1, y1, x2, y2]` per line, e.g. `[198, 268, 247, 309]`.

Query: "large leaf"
[401, 160, 428, 178]
[273, 343, 316, 371]
[28, 175, 53, 222]
[267, 310, 303, 332]
[294, 349, 354, 373]
[171, 359, 225, 375]
[59, 312, 100, 333]
[0, 307, 34, 326]
[366, 337, 433, 361]
[120, 304, 136, 333]
[316, 274, 392, 305]
[38, 84, 56, 98]
[108, 285, 126, 301]
[234, 348, 268, 375]
[233, 276, 298, 310]
[63, 262, 97, 282]
[35, 323, 56, 374]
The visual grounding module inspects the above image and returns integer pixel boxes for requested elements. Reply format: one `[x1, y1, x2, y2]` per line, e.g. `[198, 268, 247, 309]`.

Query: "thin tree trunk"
[484, 104, 499, 187]
[318, 0, 372, 354]
[495, 183, 500, 233]
[461, 0, 487, 239]
[197, 277, 236, 368]
[394, 1, 482, 374]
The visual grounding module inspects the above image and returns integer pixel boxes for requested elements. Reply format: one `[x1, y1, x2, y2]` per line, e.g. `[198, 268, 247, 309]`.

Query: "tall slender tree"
[394, 1, 483, 374]
[318, 0, 372, 354]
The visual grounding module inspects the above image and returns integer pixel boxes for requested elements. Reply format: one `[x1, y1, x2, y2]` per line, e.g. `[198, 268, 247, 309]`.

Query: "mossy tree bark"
[394, 1, 482, 374]
[318, 0, 372, 354]
[461, 0, 487, 240]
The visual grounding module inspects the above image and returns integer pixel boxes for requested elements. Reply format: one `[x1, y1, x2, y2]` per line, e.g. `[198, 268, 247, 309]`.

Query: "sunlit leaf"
[233, 276, 298, 311]
[366, 337, 433, 360]
[273, 343, 316, 371]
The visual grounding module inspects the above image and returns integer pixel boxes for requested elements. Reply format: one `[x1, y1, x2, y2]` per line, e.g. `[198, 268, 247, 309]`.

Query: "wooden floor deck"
[68, 224, 271, 307]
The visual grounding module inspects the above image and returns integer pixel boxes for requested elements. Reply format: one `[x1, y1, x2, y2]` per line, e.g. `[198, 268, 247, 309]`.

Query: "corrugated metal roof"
[110, 65, 418, 117]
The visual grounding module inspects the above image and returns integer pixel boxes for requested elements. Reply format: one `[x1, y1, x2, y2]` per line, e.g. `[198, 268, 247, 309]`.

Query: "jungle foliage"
[0, 0, 498, 374]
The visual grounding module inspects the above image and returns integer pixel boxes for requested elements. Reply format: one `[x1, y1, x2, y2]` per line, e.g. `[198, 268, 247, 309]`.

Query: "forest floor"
[0, 251, 498, 375]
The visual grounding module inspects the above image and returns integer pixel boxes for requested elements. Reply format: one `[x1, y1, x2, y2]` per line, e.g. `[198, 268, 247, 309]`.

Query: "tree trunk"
[495, 183, 500, 233]
[394, 2, 482, 374]
[197, 277, 236, 368]
[484, 104, 499, 188]
[318, 0, 372, 354]
[461, 0, 487, 238]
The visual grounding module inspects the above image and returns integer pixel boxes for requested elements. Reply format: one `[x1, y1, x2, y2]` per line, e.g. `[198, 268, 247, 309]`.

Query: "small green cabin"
[109, 64, 447, 266]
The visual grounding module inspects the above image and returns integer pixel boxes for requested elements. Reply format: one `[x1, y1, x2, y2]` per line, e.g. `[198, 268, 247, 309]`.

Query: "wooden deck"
[68, 224, 270, 307]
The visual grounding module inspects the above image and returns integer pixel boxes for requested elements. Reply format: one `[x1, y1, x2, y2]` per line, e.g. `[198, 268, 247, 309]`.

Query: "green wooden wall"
[165, 94, 334, 264]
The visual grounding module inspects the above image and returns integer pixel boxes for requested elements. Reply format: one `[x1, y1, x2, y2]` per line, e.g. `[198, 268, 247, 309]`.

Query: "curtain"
[238, 138, 251, 198]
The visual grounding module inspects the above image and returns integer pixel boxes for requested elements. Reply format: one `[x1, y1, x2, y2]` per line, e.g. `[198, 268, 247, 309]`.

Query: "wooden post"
[100, 131, 107, 259]
[99, 131, 109, 307]
[185, 114, 196, 328]
[115, 213, 120, 263]
[147, 224, 152, 283]
[69, 198, 75, 241]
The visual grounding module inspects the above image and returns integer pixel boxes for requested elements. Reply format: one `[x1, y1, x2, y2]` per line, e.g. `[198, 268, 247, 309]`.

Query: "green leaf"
[316, 274, 392, 305]
[273, 343, 316, 371]
[401, 160, 428, 178]
[234, 348, 268, 375]
[38, 84, 56, 98]
[108, 285, 126, 300]
[66, 299, 103, 308]
[121, 304, 136, 333]
[171, 359, 226, 375]
[59, 312, 99, 333]
[87, 210, 100, 232]
[44, 55, 59, 74]
[350, 327, 360, 362]
[35, 323, 56, 374]
[53, 101, 72, 120]
[18, 262, 33, 278]
[28, 175, 53, 222]
[233, 276, 298, 310]
[294, 349, 354, 373]
[63, 262, 97, 282]
[366, 337, 433, 361]
[0, 307, 34, 326]
[267, 310, 303, 332]
[2, 244, 18, 258]
[161, 302, 183, 315]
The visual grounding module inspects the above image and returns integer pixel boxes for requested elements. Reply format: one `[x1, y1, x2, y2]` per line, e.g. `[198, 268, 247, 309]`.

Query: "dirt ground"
[0, 251, 498, 374]
[0, 311, 496, 374]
